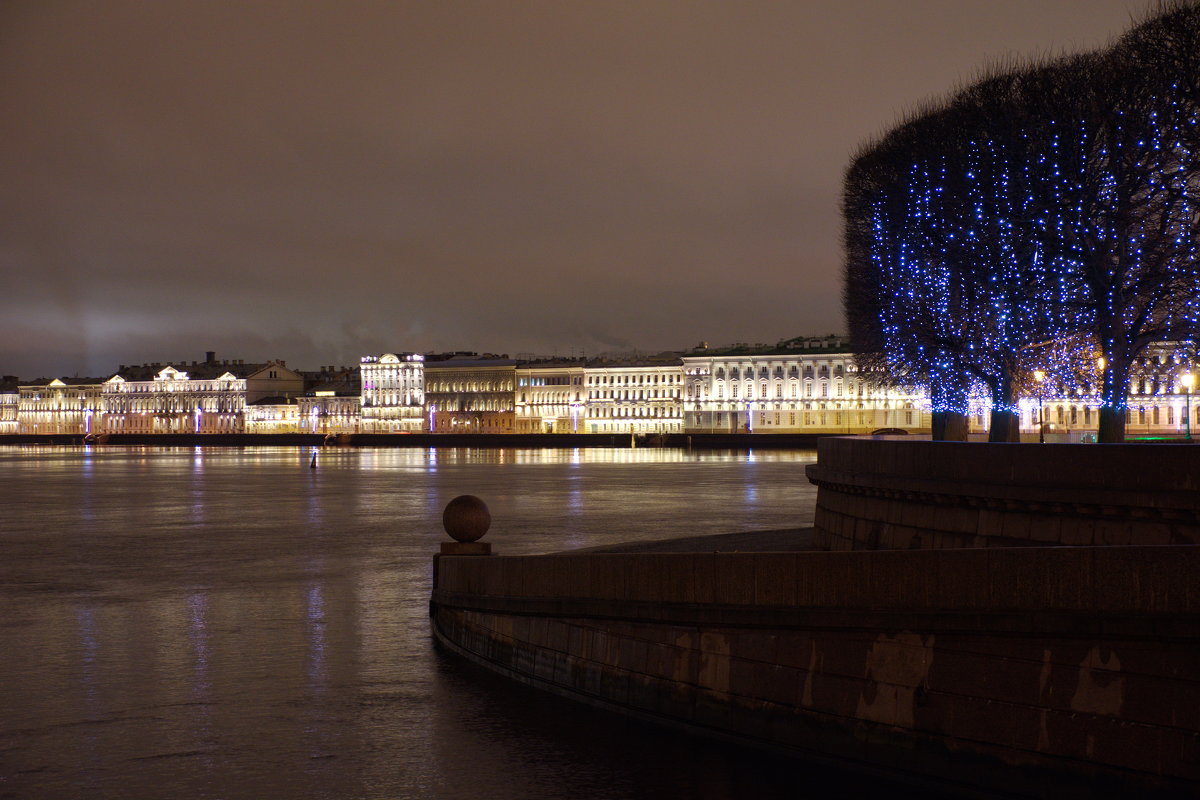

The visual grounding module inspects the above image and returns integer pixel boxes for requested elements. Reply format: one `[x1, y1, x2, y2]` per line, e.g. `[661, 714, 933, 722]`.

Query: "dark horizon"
[0, 0, 1150, 378]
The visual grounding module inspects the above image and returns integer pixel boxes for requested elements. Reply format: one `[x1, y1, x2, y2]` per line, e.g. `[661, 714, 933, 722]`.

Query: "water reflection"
[0, 445, 857, 800]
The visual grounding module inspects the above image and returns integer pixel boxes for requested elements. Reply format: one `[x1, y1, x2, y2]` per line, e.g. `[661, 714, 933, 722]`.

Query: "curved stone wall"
[431, 546, 1200, 795]
[805, 437, 1200, 549]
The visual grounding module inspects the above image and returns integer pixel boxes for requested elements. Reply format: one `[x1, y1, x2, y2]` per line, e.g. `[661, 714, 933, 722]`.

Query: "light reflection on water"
[0, 445, 916, 799]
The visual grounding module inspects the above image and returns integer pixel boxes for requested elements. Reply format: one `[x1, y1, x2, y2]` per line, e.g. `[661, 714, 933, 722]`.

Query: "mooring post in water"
[433, 495, 493, 593]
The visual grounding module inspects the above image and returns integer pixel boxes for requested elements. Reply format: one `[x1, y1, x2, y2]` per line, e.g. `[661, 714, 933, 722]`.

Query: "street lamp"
[1182, 373, 1194, 442]
[1033, 371, 1046, 444]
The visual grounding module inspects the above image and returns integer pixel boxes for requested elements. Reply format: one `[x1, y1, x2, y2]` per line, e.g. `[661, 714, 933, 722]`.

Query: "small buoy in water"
[310, 453, 317, 469]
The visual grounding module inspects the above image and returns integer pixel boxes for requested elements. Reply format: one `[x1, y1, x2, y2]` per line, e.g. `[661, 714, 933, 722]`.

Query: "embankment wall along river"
[431, 438, 1200, 796]
[2, 432, 828, 448]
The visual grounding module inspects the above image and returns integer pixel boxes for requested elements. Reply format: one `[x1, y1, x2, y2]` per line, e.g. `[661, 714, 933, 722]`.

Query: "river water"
[0, 446, 916, 799]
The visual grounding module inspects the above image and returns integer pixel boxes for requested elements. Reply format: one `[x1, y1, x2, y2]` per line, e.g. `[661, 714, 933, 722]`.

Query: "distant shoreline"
[0, 432, 830, 449]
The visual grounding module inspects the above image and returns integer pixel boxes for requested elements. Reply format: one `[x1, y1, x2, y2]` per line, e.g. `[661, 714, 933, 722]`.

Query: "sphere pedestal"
[440, 494, 492, 556]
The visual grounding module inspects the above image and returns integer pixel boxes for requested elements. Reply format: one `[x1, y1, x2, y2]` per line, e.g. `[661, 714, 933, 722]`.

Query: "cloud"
[0, 0, 1147, 377]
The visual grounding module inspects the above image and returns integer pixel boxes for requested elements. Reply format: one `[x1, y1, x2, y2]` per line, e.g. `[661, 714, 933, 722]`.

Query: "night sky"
[1, 0, 1150, 378]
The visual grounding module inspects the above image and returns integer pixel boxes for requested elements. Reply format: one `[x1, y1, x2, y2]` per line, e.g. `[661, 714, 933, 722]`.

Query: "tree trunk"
[930, 382, 970, 442]
[986, 373, 1021, 443]
[1097, 406, 1126, 443]
[987, 409, 1020, 442]
[932, 410, 969, 441]
[1098, 352, 1132, 443]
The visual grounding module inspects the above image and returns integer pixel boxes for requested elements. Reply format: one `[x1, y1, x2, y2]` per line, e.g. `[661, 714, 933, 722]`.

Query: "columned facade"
[424, 358, 517, 433]
[682, 347, 928, 434]
[583, 362, 684, 434]
[515, 364, 585, 433]
[0, 384, 19, 434]
[244, 399, 300, 433]
[360, 353, 424, 433]
[298, 393, 361, 435]
[18, 379, 103, 435]
[100, 359, 303, 434]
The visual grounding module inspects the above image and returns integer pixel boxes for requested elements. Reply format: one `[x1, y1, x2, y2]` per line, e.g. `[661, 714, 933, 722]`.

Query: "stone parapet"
[806, 437, 1200, 549]
[431, 546, 1200, 796]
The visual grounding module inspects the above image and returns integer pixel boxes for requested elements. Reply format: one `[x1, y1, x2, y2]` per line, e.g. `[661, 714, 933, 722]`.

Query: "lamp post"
[1033, 371, 1046, 444]
[1183, 373, 1194, 442]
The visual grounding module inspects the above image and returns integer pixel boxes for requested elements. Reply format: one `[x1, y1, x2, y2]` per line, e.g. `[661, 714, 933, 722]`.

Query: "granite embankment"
[431, 438, 1200, 796]
[3, 432, 827, 448]
[806, 436, 1200, 549]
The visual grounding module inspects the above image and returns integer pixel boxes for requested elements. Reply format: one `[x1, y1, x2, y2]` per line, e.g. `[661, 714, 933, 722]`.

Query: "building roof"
[109, 357, 296, 382]
[584, 356, 684, 368]
[425, 356, 518, 369]
[20, 377, 105, 388]
[300, 366, 360, 394]
[248, 396, 297, 406]
[683, 335, 850, 358]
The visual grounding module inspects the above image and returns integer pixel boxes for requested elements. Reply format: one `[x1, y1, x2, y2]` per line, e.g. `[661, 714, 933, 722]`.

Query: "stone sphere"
[443, 495, 491, 542]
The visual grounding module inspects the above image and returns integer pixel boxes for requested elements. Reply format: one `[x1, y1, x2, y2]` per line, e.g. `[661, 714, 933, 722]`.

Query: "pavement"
[564, 527, 816, 554]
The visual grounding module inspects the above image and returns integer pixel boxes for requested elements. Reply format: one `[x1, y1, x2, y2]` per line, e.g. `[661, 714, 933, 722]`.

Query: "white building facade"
[0, 384, 20, 434]
[360, 353, 424, 433]
[100, 360, 303, 434]
[682, 347, 928, 434]
[244, 398, 300, 433]
[583, 361, 684, 434]
[298, 393, 361, 435]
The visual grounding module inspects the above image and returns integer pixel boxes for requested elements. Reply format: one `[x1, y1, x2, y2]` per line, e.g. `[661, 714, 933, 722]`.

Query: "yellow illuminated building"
[424, 356, 516, 433]
[17, 378, 104, 435]
[515, 363, 586, 433]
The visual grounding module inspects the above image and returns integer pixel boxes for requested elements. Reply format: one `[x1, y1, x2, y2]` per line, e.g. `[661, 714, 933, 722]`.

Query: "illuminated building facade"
[360, 353, 424, 433]
[999, 344, 1200, 441]
[515, 363, 586, 433]
[244, 397, 300, 433]
[17, 378, 104, 435]
[682, 338, 928, 434]
[10, 335, 1200, 440]
[583, 360, 684, 434]
[0, 378, 18, 434]
[100, 355, 303, 434]
[424, 355, 516, 433]
[298, 367, 361, 435]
